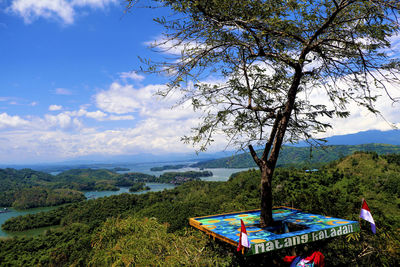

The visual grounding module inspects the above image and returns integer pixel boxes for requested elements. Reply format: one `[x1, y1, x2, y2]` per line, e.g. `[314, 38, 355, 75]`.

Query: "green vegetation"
[150, 164, 187, 171]
[0, 152, 399, 265]
[89, 217, 229, 266]
[111, 167, 130, 172]
[158, 171, 213, 184]
[194, 144, 400, 169]
[121, 170, 213, 184]
[0, 168, 86, 208]
[0, 168, 211, 209]
[127, 0, 400, 227]
[129, 182, 150, 192]
[11, 188, 85, 209]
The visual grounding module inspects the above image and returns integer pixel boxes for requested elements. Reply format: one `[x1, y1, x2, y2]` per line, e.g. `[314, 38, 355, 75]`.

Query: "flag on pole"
[360, 199, 376, 234]
[237, 219, 250, 252]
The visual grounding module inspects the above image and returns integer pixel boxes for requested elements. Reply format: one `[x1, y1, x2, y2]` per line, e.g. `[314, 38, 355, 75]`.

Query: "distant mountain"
[192, 143, 400, 169]
[297, 129, 400, 146]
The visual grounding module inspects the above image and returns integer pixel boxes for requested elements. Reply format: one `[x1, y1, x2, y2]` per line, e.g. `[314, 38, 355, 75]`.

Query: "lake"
[0, 163, 249, 238]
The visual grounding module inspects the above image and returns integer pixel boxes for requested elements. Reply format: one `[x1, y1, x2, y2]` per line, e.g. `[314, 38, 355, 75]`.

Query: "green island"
[129, 182, 151, 192]
[150, 164, 187, 171]
[122, 170, 213, 185]
[0, 151, 399, 265]
[0, 168, 212, 209]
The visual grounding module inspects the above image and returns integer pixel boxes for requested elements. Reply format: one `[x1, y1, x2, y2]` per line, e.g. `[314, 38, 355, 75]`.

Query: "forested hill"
[193, 143, 400, 168]
[1, 151, 399, 265]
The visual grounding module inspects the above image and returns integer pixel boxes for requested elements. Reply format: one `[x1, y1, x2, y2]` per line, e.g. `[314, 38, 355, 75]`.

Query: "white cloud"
[49, 104, 63, 111]
[95, 82, 162, 114]
[9, 0, 75, 24]
[85, 110, 107, 120]
[44, 113, 81, 129]
[3, 68, 400, 164]
[120, 71, 145, 81]
[302, 74, 400, 138]
[7, 0, 117, 25]
[94, 81, 198, 121]
[71, 0, 117, 8]
[108, 115, 135, 121]
[0, 113, 30, 129]
[54, 88, 73, 95]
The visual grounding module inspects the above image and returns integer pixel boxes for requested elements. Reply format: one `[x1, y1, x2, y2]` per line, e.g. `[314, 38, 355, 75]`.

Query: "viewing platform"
[189, 207, 360, 256]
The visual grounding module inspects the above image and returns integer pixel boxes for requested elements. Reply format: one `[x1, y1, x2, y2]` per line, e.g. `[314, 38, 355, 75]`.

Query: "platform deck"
[189, 207, 360, 255]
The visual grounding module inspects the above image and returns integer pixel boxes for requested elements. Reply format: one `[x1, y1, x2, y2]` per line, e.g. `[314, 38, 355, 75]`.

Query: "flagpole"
[359, 198, 363, 229]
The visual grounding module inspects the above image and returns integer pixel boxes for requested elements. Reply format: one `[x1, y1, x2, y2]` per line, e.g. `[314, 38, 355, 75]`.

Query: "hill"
[320, 129, 400, 145]
[192, 143, 400, 168]
[1, 152, 399, 266]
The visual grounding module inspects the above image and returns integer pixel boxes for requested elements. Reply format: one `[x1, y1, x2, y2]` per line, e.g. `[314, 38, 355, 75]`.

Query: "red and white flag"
[360, 199, 376, 234]
[237, 219, 250, 252]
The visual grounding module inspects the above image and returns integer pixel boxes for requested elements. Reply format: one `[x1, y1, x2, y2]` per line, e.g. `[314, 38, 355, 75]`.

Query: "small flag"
[237, 219, 250, 252]
[360, 199, 376, 234]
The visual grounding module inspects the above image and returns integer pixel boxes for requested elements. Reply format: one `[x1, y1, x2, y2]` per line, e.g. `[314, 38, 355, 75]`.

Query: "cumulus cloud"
[49, 104, 63, 111]
[7, 0, 117, 25]
[0, 113, 30, 129]
[301, 75, 400, 138]
[95, 82, 162, 114]
[120, 71, 145, 82]
[44, 113, 82, 130]
[3, 68, 400, 164]
[8, 0, 75, 24]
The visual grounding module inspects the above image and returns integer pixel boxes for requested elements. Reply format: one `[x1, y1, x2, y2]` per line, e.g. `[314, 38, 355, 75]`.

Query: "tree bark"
[257, 66, 304, 227]
[259, 165, 273, 227]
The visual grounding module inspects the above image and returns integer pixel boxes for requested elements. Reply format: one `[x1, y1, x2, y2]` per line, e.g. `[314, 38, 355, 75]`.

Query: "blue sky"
[1, 0, 400, 164]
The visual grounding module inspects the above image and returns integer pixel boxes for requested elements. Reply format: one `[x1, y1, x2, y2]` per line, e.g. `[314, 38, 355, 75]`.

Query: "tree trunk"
[256, 66, 304, 227]
[259, 165, 273, 227]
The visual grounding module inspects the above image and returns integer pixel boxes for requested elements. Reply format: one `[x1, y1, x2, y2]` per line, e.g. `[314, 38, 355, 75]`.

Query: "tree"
[128, 0, 400, 226]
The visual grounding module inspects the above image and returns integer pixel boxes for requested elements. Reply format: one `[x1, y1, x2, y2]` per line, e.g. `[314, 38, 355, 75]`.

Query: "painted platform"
[189, 207, 360, 256]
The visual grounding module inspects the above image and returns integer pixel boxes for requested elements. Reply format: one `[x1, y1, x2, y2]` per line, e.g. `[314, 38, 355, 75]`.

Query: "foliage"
[129, 182, 150, 192]
[0, 223, 92, 266]
[129, 0, 400, 225]
[12, 188, 85, 209]
[194, 144, 400, 169]
[121, 170, 212, 184]
[1, 152, 399, 265]
[150, 164, 187, 171]
[131, 0, 400, 150]
[89, 217, 231, 266]
[0, 167, 212, 209]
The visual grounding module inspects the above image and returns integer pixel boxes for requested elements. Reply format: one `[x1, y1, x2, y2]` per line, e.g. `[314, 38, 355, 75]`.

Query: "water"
[0, 162, 249, 238]
[115, 161, 250, 182]
[0, 206, 57, 238]
[84, 183, 176, 199]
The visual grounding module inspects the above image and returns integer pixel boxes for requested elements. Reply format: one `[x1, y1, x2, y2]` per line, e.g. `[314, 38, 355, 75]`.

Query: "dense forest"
[193, 143, 400, 169]
[0, 152, 399, 266]
[150, 164, 187, 171]
[0, 168, 212, 209]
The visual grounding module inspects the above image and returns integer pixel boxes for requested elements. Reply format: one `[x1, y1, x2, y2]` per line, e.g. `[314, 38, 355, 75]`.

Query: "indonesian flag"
[237, 219, 250, 252]
[360, 199, 376, 234]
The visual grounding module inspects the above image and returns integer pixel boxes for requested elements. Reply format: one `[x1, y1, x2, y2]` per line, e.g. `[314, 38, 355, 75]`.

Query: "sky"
[1, 0, 400, 164]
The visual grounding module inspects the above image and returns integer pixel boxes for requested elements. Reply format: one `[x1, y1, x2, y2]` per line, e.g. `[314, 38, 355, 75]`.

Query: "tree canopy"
[128, 0, 400, 225]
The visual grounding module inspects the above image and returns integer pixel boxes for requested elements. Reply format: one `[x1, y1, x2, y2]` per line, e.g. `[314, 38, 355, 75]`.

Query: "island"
[129, 182, 151, 192]
[0, 168, 213, 209]
[150, 164, 187, 171]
